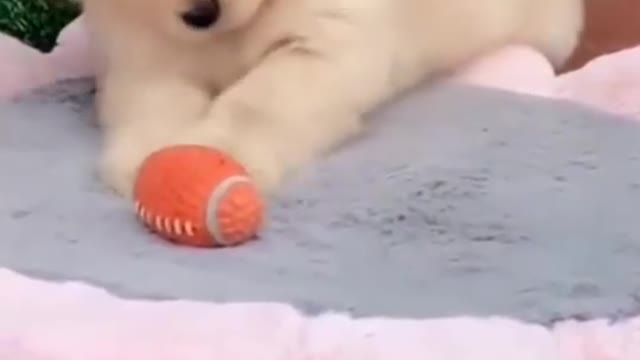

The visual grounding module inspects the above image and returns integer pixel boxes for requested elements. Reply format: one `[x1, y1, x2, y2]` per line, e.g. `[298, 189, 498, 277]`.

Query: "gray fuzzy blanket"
[1, 80, 639, 324]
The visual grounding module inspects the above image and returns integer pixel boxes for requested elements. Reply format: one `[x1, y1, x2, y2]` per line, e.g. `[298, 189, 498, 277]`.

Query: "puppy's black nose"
[181, 0, 220, 29]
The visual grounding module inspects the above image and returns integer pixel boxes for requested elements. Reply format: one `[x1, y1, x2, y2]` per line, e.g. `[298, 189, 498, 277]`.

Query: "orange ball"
[133, 145, 264, 248]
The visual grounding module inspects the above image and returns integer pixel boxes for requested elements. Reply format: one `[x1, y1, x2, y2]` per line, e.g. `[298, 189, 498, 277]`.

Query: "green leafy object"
[0, 0, 81, 52]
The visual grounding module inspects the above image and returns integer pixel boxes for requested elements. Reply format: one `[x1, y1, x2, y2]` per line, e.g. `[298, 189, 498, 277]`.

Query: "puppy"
[81, 0, 583, 198]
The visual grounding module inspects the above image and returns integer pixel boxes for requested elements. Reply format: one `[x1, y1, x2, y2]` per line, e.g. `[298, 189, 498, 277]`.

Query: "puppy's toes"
[174, 125, 285, 194]
[98, 143, 150, 199]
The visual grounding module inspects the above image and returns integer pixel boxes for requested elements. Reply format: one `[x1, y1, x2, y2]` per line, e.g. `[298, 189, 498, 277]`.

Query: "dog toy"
[133, 145, 264, 248]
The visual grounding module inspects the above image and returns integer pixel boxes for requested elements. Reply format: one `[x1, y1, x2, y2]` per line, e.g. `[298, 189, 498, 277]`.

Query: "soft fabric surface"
[2, 80, 640, 324]
[3, 15, 640, 358]
[0, 16, 92, 99]
[452, 44, 640, 120]
[2, 268, 640, 360]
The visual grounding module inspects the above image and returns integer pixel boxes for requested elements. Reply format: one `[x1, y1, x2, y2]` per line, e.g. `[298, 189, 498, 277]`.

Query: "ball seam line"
[134, 201, 196, 238]
[205, 175, 252, 246]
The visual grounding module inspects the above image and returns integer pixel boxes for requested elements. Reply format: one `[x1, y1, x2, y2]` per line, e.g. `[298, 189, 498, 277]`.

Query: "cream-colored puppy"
[82, 0, 583, 198]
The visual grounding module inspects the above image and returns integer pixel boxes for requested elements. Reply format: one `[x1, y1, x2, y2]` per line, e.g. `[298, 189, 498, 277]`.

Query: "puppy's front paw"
[234, 145, 284, 194]
[174, 125, 285, 194]
[99, 141, 151, 199]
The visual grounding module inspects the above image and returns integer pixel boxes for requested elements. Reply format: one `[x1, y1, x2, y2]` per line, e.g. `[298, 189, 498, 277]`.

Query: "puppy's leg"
[173, 45, 391, 193]
[98, 73, 210, 197]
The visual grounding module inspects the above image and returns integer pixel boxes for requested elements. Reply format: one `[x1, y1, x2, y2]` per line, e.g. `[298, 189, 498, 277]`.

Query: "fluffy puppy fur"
[81, 0, 584, 198]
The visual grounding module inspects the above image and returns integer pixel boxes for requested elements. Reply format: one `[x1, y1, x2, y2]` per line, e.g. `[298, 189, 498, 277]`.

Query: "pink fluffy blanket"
[2, 268, 640, 359]
[2, 16, 640, 358]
